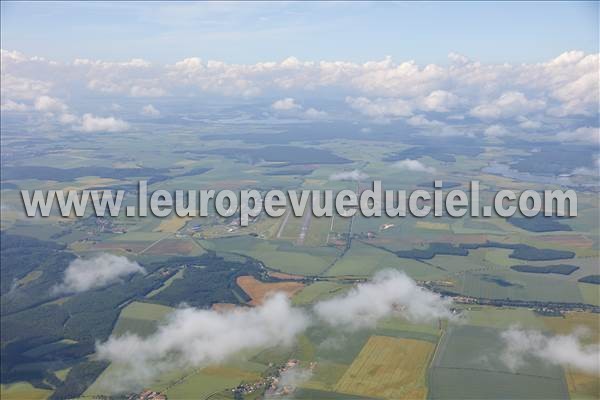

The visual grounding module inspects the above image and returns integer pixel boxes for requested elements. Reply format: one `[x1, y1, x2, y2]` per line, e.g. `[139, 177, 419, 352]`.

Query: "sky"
[1, 1, 598, 145]
[1, 1, 598, 64]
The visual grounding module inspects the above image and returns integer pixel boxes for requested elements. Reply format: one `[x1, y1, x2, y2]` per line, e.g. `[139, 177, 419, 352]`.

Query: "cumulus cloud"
[2, 48, 598, 142]
[92, 269, 453, 391]
[500, 327, 600, 374]
[1, 73, 52, 100]
[54, 254, 146, 294]
[34, 95, 68, 113]
[95, 293, 309, 392]
[58, 113, 79, 124]
[304, 107, 328, 119]
[393, 159, 437, 174]
[272, 97, 301, 111]
[313, 269, 453, 329]
[141, 104, 160, 117]
[346, 96, 412, 120]
[329, 169, 369, 181]
[77, 113, 129, 132]
[517, 117, 542, 130]
[406, 114, 444, 128]
[470, 91, 545, 120]
[271, 98, 327, 119]
[4, 93, 130, 132]
[555, 127, 600, 144]
[420, 90, 460, 112]
[483, 124, 510, 137]
[1, 99, 29, 112]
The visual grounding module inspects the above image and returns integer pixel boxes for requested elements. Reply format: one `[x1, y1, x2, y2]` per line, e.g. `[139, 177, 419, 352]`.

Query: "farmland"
[335, 336, 434, 399]
[1, 98, 599, 400]
[236, 275, 305, 305]
[429, 325, 570, 399]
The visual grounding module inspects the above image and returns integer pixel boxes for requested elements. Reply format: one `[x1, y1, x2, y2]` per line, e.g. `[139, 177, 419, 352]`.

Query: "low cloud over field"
[500, 327, 600, 374]
[265, 366, 313, 399]
[94, 269, 454, 391]
[393, 159, 437, 174]
[96, 293, 309, 391]
[314, 270, 454, 329]
[54, 253, 145, 294]
[329, 169, 369, 181]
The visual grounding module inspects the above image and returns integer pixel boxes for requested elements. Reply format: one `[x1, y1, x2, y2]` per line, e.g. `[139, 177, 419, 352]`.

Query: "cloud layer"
[313, 269, 454, 329]
[500, 327, 600, 374]
[96, 293, 309, 391]
[393, 159, 437, 174]
[2, 49, 598, 140]
[54, 254, 146, 294]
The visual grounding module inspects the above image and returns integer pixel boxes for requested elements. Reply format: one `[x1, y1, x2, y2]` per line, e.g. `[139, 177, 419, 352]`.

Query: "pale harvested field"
[565, 368, 600, 399]
[335, 335, 435, 400]
[542, 312, 600, 343]
[211, 303, 238, 312]
[236, 275, 305, 305]
[153, 216, 192, 233]
[416, 221, 450, 231]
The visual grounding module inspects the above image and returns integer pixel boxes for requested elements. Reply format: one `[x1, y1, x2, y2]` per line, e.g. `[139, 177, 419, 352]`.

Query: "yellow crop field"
[542, 312, 600, 343]
[565, 368, 600, 400]
[154, 215, 192, 233]
[335, 335, 434, 399]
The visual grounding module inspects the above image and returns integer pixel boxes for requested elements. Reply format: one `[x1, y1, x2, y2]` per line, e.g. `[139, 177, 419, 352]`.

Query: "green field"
[429, 325, 569, 400]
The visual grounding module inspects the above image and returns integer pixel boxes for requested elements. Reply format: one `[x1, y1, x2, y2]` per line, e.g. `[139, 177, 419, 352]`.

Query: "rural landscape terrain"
[1, 2, 599, 400]
[2, 103, 599, 399]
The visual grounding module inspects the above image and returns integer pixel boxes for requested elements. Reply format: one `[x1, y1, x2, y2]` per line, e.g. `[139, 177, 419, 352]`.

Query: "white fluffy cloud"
[141, 104, 160, 117]
[94, 269, 452, 391]
[470, 91, 545, 120]
[95, 293, 309, 392]
[32, 95, 80, 127]
[304, 107, 328, 119]
[271, 97, 327, 119]
[0, 90, 130, 133]
[1, 73, 52, 100]
[77, 113, 129, 132]
[346, 96, 412, 120]
[1, 99, 29, 112]
[501, 327, 600, 374]
[329, 169, 369, 181]
[517, 117, 542, 130]
[420, 90, 460, 112]
[1, 49, 598, 138]
[272, 97, 301, 111]
[54, 254, 146, 294]
[484, 124, 510, 137]
[313, 270, 453, 329]
[555, 127, 600, 144]
[406, 115, 444, 128]
[33, 95, 68, 113]
[393, 159, 437, 174]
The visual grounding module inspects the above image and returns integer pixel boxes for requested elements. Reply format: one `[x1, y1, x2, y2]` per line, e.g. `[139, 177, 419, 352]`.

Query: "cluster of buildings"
[232, 359, 316, 398]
